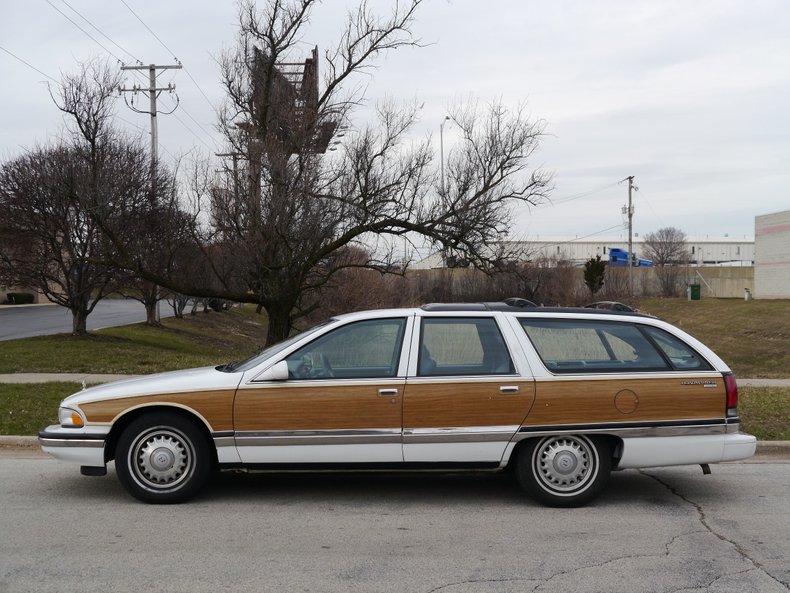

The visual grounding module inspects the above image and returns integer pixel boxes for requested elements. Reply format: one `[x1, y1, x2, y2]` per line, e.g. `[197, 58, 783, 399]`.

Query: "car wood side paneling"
[78, 390, 236, 431]
[523, 376, 725, 427]
[233, 382, 404, 431]
[402, 380, 536, 429]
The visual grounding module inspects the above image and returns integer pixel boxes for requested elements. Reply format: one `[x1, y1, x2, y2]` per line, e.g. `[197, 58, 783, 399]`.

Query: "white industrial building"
[413, 237, 754, 269]
[754, 210, 790, 298]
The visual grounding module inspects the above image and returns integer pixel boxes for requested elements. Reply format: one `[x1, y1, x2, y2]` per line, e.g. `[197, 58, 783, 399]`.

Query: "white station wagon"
[40, 302, 756, 506]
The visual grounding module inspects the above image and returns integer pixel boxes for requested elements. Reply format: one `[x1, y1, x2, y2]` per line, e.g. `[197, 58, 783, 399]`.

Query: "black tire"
[516, 435, 611, 507]
[115, 412, 211, 504]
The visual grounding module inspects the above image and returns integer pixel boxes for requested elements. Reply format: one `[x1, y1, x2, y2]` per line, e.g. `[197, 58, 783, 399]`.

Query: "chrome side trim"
[213, 436, 236, 448]
[532, 371, 724, 382]
[39, 438, 104, 449]
[235, 428, 401, 447]
[403, 426, 519, 444]
[511, 423, 728, 441]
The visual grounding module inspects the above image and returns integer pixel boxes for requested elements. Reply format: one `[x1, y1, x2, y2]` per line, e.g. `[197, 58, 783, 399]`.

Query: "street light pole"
[627, 175, 635, 296]
[440, 116, 450, 196]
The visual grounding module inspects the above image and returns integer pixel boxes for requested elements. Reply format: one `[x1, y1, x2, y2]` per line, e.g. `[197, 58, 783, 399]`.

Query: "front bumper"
[39, 424, 109, 467]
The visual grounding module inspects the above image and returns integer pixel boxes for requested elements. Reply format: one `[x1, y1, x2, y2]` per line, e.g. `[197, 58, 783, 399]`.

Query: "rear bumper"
[617, 432, 757, 469]
[722, 433, 758, 461]
[39, 425, 108, 467]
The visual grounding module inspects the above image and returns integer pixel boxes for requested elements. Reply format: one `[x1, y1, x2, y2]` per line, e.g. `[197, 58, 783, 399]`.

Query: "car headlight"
[58, 407, 84, 428]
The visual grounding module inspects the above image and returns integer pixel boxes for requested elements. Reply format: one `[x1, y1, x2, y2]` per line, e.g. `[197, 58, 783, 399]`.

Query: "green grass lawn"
[638, 298, 790, 378]
[0, 307, 268, 375]
[1, 298, 788, 440]
[2, 382, 787, 440]
[0, 382, 78, 435]
[740, 387, 790, 441]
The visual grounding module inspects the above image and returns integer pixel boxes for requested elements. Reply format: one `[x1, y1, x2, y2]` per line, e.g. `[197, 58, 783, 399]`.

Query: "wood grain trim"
[524, 377, 725, 427]
[403, 381, 536, 429]
[79, 390, 236, 431]
[233, 384, 403, 431]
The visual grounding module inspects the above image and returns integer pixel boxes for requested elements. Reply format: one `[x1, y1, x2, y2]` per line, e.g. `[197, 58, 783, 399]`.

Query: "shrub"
[5, 292, 35, 305]
[208, 298, 227, 312]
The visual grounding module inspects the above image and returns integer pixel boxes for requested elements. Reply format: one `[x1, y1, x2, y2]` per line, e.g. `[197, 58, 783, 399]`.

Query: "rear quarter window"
[519, 319, 670, 373]
[641, 326, 713, 371]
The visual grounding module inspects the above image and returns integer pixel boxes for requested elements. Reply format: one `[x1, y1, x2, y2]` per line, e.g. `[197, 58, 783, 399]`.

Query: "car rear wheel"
[115, 412, 210, 504]
[516, 435, 611, 507]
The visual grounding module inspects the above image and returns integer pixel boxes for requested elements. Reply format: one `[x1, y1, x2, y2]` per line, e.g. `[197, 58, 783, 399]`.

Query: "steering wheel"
[320, 352, 334, 378]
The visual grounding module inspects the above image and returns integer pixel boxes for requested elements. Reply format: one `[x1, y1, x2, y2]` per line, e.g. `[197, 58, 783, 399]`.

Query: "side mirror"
[256, 360, 289, 381]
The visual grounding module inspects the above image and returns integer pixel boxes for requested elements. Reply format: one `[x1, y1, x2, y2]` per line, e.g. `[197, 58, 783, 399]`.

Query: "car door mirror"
[256, 360, 290, 381]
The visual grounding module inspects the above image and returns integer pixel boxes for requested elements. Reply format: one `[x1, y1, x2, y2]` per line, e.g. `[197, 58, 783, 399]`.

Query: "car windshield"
[217, 319, 335, 373]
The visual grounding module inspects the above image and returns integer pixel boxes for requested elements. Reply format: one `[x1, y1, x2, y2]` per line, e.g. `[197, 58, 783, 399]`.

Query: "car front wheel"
[115, 412, 210, 504]
[516, 435, 611, 507]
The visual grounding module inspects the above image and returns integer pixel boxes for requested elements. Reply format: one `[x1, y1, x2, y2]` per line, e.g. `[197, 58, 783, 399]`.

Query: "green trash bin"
[688, 284, 701, 301]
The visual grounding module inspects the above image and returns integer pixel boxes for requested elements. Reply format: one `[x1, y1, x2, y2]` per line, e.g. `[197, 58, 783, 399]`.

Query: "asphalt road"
[0, 299, 175, 341]
[1, 455, 788, 593]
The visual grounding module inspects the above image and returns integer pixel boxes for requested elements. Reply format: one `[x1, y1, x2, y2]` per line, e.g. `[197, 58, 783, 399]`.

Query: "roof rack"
[420, 300, 649, 317]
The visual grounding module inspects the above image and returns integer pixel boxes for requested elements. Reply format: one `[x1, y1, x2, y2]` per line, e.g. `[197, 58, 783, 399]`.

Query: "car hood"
[61, 366, 244, 407]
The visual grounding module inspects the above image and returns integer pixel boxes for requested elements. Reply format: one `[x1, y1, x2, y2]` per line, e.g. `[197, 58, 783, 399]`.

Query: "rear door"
[514, 317, 727, 433]
[402, 314, 535, 462]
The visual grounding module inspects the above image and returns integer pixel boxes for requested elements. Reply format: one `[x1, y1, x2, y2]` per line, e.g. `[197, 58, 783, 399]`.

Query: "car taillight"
[724, 373, 738, 417]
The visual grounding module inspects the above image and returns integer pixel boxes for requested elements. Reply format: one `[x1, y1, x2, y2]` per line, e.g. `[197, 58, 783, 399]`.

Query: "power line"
[0, 45, 58, 82]
[116, 114, 179, 162]
[537, 224, 626, 249]
[58, 0, 142, 65]
[161, 94, 218, 148]
[117, 0, 217, 113]
[541, 180, 622, 208]
[44, 0, 125, 63]
[118, 0, 179, 61]
[170, 110, 216, 152]
[634, 187, 667, 229]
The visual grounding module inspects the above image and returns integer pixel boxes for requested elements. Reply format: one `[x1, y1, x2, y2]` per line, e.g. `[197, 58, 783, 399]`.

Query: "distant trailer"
[608, 247, 653, 267]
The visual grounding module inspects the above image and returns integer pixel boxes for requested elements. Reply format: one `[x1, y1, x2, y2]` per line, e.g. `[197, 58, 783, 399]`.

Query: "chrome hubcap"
[534, 436, 596, 493]
[130, 429, 193, 491]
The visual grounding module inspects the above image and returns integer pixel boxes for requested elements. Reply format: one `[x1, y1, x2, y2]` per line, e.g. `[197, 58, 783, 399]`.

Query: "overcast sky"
[2, 0, 788, 245]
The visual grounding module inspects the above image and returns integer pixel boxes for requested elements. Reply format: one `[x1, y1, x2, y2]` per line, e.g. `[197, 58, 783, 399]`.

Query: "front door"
[234, 317, 409, 464]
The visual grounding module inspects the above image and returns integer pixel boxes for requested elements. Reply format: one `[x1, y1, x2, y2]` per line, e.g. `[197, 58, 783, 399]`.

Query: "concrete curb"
[0, 436, 39, 448]
[2, 435, 789, 457]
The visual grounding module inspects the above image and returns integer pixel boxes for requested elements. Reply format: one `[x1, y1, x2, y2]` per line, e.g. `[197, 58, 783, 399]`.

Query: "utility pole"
[216, 152, 241, 203]
[119, 63, 182, 323]
[626, 175, 635, 296]
[439, 116, 450, 196]
[119, 63, 182, 177]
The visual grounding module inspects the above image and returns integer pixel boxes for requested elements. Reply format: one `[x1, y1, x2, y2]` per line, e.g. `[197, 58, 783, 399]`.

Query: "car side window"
[519, 319, 670, 373]
[285, 318, 406, 379]
[419, 317, 514, 376]
[642, 326, 712, 371]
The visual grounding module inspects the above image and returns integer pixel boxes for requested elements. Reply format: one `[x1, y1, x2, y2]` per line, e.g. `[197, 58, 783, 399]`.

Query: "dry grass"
[638, 298, 790, 378]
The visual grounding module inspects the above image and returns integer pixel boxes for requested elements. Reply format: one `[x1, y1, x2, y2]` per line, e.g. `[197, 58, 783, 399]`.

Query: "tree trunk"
[145, 301, 159, 326]
[255, 303, 264, 315]
[71, 304, 89, 335]
[265, 307, 292, 347]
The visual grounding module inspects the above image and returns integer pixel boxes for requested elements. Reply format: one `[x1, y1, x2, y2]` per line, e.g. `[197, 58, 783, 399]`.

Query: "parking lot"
[1, 453, 788, 593]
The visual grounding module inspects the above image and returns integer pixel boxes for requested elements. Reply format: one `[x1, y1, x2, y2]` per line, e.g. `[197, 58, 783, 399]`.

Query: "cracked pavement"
[1, 456, 788, 593]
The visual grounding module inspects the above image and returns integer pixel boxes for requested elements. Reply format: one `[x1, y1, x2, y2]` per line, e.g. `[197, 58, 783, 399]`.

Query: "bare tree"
[0, 141, 150, 334]
[643, 227, 690, 296]
[0, 59, 187, 334]
[90, 0, 551, 346]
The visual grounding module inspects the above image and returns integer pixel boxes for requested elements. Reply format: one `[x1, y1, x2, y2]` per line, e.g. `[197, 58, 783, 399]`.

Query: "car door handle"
[378, 388, 399, 396]
[499, 385, 520, 394]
